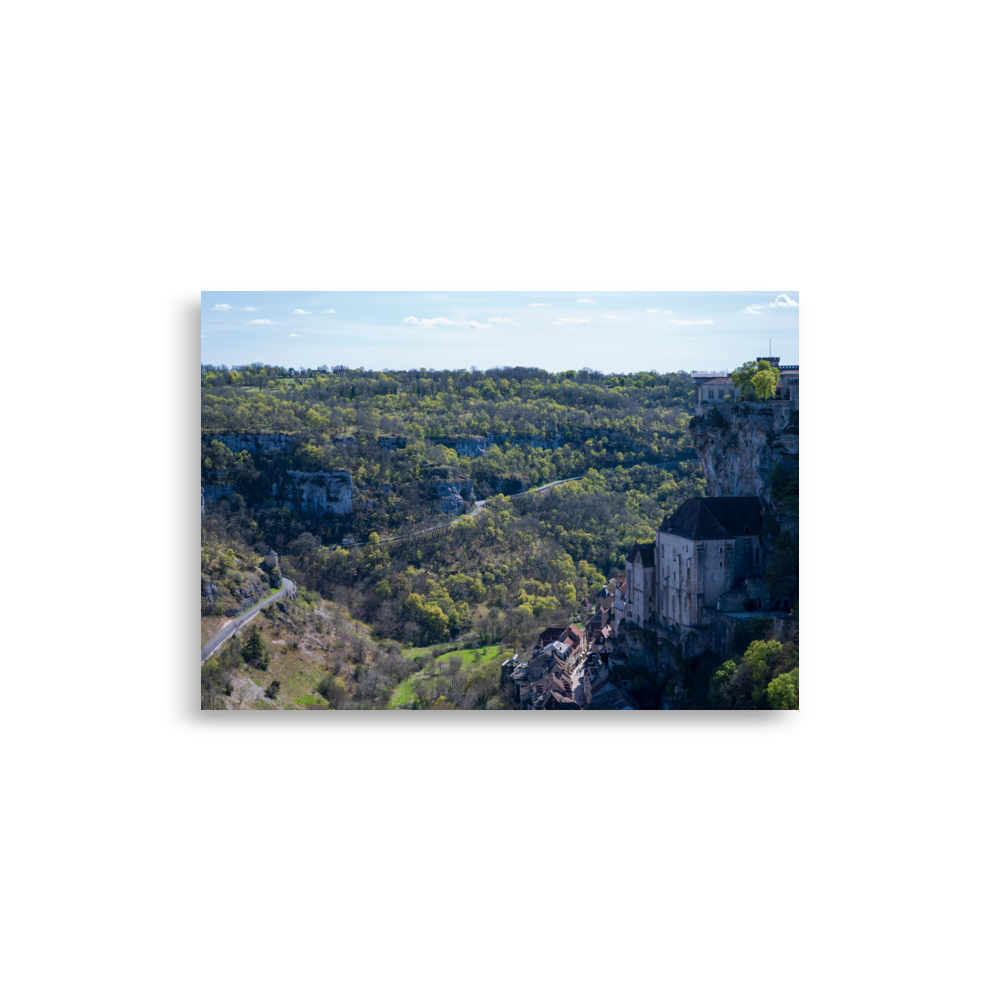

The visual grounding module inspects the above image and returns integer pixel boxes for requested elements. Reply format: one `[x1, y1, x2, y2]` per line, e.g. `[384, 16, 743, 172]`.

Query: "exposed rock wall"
[689, 401, 798, 505]
[202, 432, 297, 454]
[274, 470, 353, 514]
[430, 479, 474, 514]
[204, 469, 353, 514]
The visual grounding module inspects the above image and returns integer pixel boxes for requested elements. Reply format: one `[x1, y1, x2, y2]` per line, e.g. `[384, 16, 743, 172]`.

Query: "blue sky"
[201, 291, 799, 372]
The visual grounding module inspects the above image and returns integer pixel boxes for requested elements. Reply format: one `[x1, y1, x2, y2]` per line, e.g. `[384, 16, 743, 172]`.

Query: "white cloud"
[527, 303, 549, 307]
[403, 316, 461, 328]
[669, 318, 714, 325]
[248, 318, 274, 325]
[554, 317, 590, 326]
[646, 308, 673, 314]
[745, 294, 799, 314]
[487, 317, 516, 324]
[213, 304, 258, 312]
[577, 298, 595, 304]
[603, 315, 619, 319]
[469, 321, 493, 329]
[288, 333, 300, 337]
[320, 309, 336, 314]
[293, 309, 312, 315]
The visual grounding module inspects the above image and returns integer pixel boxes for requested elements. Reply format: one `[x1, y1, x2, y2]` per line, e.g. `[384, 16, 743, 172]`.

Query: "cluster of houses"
[502, 596, 641, 710]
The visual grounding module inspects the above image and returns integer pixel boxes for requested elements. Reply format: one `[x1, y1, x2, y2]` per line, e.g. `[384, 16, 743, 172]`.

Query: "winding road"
[201, 576, 297, 664]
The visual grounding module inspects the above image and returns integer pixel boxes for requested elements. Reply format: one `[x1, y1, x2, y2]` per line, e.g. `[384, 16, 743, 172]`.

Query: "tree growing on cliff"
[731, 359, 779, 401]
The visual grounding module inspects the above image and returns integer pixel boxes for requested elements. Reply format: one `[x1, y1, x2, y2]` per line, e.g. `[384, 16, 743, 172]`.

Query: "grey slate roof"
[626, 542, 656, 568]
[659, 497, 764, 539]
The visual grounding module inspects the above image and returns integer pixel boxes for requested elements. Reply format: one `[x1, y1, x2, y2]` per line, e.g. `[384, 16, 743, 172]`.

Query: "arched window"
[755, 548, 760, 564]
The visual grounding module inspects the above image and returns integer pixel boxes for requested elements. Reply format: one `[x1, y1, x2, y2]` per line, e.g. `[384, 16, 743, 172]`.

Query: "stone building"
[624, 543, 656, 626]
[655, 497, 765, 633]
[264, 549, 278, 568]
[694, 357, 799, 414]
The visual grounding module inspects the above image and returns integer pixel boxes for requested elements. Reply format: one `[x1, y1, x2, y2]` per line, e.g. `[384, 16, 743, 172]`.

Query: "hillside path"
[201, 576, 297, 664]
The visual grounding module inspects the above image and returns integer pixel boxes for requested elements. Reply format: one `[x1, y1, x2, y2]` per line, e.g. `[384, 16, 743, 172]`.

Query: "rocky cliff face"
[431, 479, 474, 514]
[689, 401, 798, 507]
[202, 432, 297, 454]
[204, 467, 354, 513]
[275, 470, 353, 513]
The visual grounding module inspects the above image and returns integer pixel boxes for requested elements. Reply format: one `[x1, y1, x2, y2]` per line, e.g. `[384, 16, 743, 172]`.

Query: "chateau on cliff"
[610, 356, 799, 681]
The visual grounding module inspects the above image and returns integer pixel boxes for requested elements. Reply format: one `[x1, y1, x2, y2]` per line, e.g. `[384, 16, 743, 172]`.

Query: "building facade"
[624, 543, 656, 626]
[655, 497, 765, 633]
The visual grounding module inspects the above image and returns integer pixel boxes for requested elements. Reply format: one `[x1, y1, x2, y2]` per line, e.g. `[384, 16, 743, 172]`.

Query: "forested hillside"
[200, 363, 713, 708]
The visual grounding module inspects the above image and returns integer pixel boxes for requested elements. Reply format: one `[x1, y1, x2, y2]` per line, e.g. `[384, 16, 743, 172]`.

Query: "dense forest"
[201, 362, 797, 710]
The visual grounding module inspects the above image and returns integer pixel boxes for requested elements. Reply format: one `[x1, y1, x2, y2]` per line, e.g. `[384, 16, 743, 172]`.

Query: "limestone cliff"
[689, 401, 798, 508]
[205, 469, 354, 513]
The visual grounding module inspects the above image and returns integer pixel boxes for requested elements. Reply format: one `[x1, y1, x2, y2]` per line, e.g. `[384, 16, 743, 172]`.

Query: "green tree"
[767, 667, 799, 709]
[730, 358, 777, 400]
[709, 660, 737, 707]
[243, 625, 264, 663]
[422, 602, 450, 639]
[751, 367, 779, 401]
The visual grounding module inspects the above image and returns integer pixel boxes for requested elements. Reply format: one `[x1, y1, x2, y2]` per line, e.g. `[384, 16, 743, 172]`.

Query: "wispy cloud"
[320, 309, 336, 314]
[293, 309, 312, 315]
[603, 315, 619, 319]
[577, 298, 595, 304]
[213, 303, 258, 312]
[403, 316, 460, 328]
[248, 318, 274, 325]
[646, 308, 673, 314]
[669, 318, 714, 325]
[527, 303, 549, 307]
[554, 317, 590, 326]
[745, 294, 799, 314]
[288, 333, 300, 337]
[487, 317, 516, 324]
[469, 321, 493, 329]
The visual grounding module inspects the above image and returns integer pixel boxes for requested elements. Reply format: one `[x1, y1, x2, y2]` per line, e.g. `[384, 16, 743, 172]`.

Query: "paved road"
[200, 576, 297, 664]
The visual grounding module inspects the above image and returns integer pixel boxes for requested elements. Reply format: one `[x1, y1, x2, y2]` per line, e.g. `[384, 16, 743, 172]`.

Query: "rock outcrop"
[689, 401, 798, 506]
[274, 470, 353, 514]
[202, 432, 297, 454]
[202, 468, 354, 514]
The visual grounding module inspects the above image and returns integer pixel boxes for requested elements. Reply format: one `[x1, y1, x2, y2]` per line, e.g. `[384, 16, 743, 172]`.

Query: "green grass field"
[391, 645, 508, 708]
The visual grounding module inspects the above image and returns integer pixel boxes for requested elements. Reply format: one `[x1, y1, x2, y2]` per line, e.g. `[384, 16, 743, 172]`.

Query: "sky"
[200, 291, 799, 373]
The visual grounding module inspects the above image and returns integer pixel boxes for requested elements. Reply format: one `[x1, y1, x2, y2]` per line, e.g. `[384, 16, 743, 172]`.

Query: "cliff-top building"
[694, 357, 799, 413]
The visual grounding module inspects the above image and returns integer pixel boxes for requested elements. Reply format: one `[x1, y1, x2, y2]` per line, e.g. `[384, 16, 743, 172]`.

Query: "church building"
[655, 497, 765, 632]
